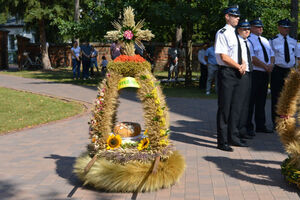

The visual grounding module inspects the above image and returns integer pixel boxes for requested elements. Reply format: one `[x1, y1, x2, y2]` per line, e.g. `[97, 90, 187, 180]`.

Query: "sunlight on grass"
[0, 87, 85, 134]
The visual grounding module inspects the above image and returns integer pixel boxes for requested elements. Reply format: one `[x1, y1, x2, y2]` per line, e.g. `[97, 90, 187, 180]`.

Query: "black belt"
[274, 65, 292, 71]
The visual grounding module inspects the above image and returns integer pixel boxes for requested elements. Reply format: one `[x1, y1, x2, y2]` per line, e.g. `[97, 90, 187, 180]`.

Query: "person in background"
[110, 41, 121, 60]
[198, 43, 208, 89]
[101, 55, 108, 77]
[270, 18, 300, 128]
[178, 42, 186, 77]
[247, 18, 274, 136]
[71, 41, 81, 80]
[205, 42, 218, 95]
[90, 45, 99, 77]
[167, 42, 179, 81]
[80, 41, 92, 80]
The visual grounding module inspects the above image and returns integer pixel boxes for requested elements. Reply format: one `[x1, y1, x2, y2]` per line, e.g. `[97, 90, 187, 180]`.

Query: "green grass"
[0, 67, 103, 87]
[0, 67, 217, 98]
[0, 87, 85, 134]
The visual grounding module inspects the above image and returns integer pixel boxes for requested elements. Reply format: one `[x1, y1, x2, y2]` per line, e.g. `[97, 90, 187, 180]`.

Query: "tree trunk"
[290, 0, 298, 39]
[74, 0, 80, 43]
[39, 19, 52, 70]
[176, 26, 182, 44]
[185, 21, 193, 86]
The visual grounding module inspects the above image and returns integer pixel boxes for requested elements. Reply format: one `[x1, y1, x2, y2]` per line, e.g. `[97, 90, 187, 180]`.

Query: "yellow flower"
[106, 134, 122, 150]
[159, 138, 169, 146]
[156, 107, 163, 116]
[143, 129, 148, 135]
[137, 138, 150, 151]
[160, 129, 166, 136]
[155, 98, 160, 105]
[151, 88, 158, 99]
[160, 118, 166, 127]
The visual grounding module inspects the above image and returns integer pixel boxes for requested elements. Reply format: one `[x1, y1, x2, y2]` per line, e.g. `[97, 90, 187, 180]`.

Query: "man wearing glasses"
[270, 19, 300, 129]
[215, 6, 249, 151]
[247, 18, 274, 137]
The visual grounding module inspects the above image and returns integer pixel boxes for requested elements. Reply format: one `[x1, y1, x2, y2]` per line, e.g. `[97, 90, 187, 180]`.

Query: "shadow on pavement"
[0, 180, 18, 199]
[45, 154, 123, 199]
[204, 156, 300, 194]
[44, 154, 80, 187]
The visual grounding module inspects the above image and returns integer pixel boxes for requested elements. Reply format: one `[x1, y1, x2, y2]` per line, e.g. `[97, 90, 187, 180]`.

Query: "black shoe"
[240, 134, 253, 139]
[256, 128, 273, 133]
[229, 140, 248, 147]
[217, 144, 233, 152]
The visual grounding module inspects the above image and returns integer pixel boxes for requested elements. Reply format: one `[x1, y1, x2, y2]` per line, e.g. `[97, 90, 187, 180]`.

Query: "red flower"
[114, 54, 146, 63]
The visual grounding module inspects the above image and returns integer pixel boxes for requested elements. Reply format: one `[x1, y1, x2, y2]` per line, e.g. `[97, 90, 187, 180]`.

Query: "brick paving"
[0, 74, 299, 200]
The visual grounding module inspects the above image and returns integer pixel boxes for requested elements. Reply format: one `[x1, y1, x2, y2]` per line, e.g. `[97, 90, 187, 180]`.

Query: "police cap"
[224, 5, 240, 16]
[237, 19, 251, 29]
[250, 18, 263, 27]
[278, 18, 291, 28]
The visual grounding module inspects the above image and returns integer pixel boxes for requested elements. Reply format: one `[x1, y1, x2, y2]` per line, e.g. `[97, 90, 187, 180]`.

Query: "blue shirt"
[205, 46, 218, 65]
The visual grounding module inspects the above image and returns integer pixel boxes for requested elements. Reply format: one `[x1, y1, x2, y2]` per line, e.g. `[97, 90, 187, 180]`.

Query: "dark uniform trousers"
[199, 63, 208, 89]
[270, 65, 291, 124]
[217, 66, 251, 145]
[247, 70, 269, 131]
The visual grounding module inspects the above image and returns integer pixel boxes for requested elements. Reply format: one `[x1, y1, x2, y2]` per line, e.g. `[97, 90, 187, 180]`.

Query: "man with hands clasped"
[247, 18, 274, 136]
[215, 5, 251, 152]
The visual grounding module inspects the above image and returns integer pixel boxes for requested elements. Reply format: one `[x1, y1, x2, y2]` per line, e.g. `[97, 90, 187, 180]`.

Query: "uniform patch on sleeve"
[270, 35, 278, 40]
[220, 28, 226, 34]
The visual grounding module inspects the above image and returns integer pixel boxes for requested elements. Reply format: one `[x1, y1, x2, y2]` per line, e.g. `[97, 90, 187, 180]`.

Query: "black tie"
[244, 41, 253, 72]
[258, 37, 269, 63]
[235, 32, 242, 64]
[284, 36, 290, 63]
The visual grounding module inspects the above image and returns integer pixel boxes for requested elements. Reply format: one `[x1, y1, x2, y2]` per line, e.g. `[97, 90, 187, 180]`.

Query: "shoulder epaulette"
[270, 35, 278, 40]
[220, 28, 226, 34]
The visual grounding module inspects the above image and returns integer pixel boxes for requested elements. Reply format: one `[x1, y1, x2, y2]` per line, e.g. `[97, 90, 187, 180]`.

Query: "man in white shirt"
[198, 44, 208, 89]
[247, 19, 274, 136]
[214, 5, 249, 151]
[270, 18, 300, 127]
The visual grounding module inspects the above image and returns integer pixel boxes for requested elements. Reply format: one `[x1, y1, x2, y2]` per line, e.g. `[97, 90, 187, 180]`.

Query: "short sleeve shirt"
[205, 46, 218, 65]
[248, 33, 274, 71]
[71, 46, 80, 59]
[270, 34, 299, 68]
[215, 24, 238, 66]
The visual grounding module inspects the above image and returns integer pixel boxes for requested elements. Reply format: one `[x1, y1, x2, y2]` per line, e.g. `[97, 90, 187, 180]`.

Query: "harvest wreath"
[73, 7, 185, 192]
[275, 69, 300, 188]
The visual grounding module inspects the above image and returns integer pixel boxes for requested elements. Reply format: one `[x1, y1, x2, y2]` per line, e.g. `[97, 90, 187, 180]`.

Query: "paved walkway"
[0, 74, 299, 200]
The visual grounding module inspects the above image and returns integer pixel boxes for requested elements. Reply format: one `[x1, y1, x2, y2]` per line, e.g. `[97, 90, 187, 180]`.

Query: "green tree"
[0, 0, 74, 69]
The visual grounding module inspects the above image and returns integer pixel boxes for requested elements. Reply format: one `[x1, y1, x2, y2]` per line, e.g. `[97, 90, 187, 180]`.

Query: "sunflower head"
[106, 134, 122, 150]
[137, 138, 150, 151]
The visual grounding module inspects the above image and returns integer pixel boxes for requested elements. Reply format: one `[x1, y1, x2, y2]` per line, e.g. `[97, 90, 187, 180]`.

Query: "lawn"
[0, 67, 218, 98]
[0, 87, 85, 134]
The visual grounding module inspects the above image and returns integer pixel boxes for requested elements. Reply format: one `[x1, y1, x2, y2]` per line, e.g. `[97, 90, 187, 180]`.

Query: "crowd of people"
[70, 41, 108, 80]
[214, 5, 300, 152]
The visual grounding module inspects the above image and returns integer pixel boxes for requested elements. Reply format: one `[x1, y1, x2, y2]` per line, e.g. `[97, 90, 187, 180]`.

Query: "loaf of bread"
[114, 122, 141, 138]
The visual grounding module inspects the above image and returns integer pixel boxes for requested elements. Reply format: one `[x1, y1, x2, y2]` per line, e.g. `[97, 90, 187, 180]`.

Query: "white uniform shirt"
[248, 33, 274, 72]
[215, 24, 239, 67]
[198, 49, 207, 65]
[269, 34, 299, 68]
[238, 35, 251, 72]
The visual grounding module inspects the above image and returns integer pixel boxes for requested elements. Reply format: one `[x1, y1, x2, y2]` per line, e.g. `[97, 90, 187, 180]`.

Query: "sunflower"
[137, 138, 150, 151]
[106, 134, 122, 150]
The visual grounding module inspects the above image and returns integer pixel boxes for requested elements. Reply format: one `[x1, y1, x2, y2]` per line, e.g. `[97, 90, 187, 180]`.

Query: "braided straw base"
[73, 151, 185, 192]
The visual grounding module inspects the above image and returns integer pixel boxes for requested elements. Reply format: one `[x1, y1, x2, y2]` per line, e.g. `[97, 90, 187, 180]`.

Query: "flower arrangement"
[114, 54, 146, 63]
[74, 6, 184, 193]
